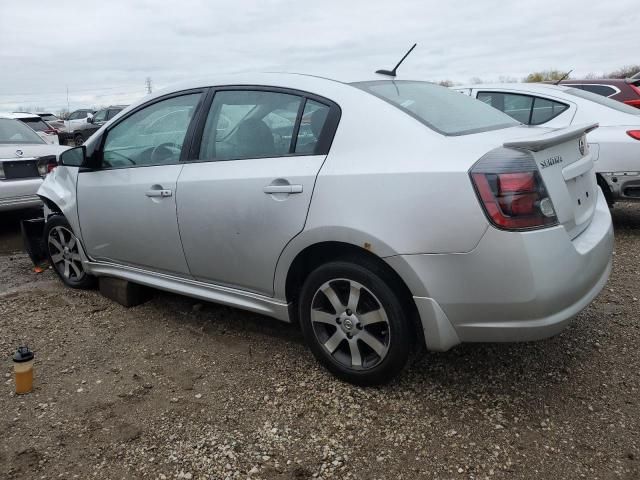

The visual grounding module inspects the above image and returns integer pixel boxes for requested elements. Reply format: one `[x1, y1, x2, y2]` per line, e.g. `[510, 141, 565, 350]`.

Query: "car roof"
[558, 79, 631, 86]
[0, 112, 41, 120]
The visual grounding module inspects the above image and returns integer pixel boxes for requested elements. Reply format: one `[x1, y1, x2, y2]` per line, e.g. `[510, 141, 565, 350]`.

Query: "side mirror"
[87, 117, 94, 124]
[59, 146, 86, 167]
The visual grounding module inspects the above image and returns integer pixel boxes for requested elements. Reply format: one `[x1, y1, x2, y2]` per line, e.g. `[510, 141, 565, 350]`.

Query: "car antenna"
[375, 43, 417, 77]
[554, 69, 573, 85]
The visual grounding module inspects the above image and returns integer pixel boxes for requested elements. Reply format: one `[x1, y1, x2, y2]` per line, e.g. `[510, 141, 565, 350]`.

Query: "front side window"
[353, 80, 517, 135]
[107, 109, 122, 120]
[102, 93, 201, 168]
[199, 90, 303, 161]
[93, 110, 108, 123]
[0, 118, 45, 144]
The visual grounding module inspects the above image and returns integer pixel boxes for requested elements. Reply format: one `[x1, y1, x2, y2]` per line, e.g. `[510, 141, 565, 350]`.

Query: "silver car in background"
[0, 116, 67, 211]
[37, 73, 613, 384]
[454, 83, 640, 204]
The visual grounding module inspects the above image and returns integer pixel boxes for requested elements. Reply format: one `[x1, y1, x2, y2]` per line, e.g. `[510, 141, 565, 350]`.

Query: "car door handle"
[145, 189, 172, 198]
[263, 184, 303, 194]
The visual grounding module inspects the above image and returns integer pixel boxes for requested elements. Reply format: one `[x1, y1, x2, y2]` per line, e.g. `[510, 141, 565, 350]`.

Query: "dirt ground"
[1, 206, 639, 480]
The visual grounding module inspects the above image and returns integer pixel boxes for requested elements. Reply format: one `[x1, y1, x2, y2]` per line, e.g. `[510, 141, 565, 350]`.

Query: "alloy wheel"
[310, 278, 390, 370]
[48, 226, 85, 281]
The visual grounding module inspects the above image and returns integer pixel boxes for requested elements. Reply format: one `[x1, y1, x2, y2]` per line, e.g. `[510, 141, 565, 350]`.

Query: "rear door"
[77, 91, 204, 275]
[176, 88, 339, 295]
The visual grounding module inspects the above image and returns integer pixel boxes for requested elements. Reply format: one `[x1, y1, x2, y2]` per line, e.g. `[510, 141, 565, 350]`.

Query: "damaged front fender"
[38, 166, 81, 234]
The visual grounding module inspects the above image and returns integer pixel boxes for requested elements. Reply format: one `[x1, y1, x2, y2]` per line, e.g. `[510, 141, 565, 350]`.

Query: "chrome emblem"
[15, 149, 23, 157]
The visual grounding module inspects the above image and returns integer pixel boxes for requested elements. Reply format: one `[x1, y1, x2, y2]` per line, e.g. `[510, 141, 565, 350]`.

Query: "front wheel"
[74, 133, 85, 146]
[44, 215, 95, 289]
[298, 260, 412, 386]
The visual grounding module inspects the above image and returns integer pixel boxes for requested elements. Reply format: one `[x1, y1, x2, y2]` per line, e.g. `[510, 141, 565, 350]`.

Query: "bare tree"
[523, 69, 570, 83]
[470, 77, 483, 85]
[438, 79, 454, 87]
[606, 65, 640, 79]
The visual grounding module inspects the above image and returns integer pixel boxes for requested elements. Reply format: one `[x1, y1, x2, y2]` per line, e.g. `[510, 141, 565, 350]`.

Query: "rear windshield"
[20, 117, 51, 132]
[0, 118, 45, 144]
[352, 80, 519, 135]
[40, 114, 57, 121]
[564, 88, 640, 115]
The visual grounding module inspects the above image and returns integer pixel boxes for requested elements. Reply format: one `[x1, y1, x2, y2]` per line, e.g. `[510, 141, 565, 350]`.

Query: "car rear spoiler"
[503, 123, 598, 152]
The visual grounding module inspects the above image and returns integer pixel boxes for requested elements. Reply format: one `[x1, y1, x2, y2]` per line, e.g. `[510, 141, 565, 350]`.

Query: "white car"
[2, 112, 60, 145]
[454, 83, 640, 204]
[64, 109, 95, 144]
[37, 74, 612, 384]
[0, 116, 68, 211]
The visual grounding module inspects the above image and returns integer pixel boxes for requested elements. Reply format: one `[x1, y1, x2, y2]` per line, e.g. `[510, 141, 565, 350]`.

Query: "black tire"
[44, 215, 96, 289]
[596, 174, 614, 208]
[298, 259, 412, 386]
[74, 133, 84, 146]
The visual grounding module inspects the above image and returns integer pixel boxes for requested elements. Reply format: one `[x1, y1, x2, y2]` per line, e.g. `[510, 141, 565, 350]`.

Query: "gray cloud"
[0, 0, 637, 111]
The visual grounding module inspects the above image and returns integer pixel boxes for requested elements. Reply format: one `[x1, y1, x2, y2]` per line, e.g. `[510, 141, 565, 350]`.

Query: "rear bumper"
[601, 171, 640, 201]
[387, 190, 614, 350]
[0, 178, 43, 211]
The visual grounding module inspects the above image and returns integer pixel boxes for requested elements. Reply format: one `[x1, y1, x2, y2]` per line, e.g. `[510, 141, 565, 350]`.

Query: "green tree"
[524, 70, 570, 83]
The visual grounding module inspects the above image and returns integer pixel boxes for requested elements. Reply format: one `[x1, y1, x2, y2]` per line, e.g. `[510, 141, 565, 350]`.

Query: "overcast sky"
[1, 0, 638, 112]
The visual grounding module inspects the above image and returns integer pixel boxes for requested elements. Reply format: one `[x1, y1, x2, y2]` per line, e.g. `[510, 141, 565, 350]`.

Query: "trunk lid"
[504, 123, 599, 238]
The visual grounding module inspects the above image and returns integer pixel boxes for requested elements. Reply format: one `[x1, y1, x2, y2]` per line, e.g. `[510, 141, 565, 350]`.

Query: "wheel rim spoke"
[50, 253, 63, 264]
[324, 330, 345, 354]
[347, 283, 360, 312]
[359, 308, 387, 326]
[69, 261, 82, 278]
[49, 237, 63, 253]
[349, 340, 362, 367]
[321, 283, 344, 314]
[359, 330, 388, 358]
[63, 261, 70, 278]
[67, 236, 76, 250]
[311, 309, 337, 325]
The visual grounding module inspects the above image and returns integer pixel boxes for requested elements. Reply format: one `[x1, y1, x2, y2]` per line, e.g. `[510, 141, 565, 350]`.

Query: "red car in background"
[559, 72, 640, 108]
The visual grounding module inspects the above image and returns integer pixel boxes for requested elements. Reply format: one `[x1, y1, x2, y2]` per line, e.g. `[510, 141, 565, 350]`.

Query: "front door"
[77, 92, 203, 275]
[177, 89, 337, 295]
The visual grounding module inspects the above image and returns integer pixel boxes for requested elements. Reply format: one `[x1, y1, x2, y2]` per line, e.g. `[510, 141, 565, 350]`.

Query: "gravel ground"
[1, 205, 639, 480]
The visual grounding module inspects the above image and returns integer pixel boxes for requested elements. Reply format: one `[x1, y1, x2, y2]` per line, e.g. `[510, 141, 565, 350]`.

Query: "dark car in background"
[559, 73, 640, 108]
[74, 105, 126, 145]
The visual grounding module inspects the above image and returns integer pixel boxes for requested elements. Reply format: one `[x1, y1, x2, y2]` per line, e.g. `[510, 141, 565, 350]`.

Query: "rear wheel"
[74, 133, 85, 146]
[45, 215, 95, 289]
[298, 260, 411, 385]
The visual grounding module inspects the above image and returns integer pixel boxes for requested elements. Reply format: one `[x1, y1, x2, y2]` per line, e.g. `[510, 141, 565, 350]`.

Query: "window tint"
[295, 100, 329, 154]
[531, 97, 569, 125]
[564, 88, 640, 115]
[20, 118, 50, 132]
[0, 118, 45, 144]
[478, 92, 532, 124]
[353, 81, 517, 135]
[580, 85, 617, 97]
[102, 93, 201, 168]
[93, 110, 108, 123]
[199, 90, 303, 161]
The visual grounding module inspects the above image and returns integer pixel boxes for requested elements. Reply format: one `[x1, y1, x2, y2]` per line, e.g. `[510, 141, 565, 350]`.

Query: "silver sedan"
[37, 73, 613, 384]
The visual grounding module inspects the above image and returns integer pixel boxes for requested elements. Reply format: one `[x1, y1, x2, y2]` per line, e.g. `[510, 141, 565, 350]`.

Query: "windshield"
[564, 88, 640, 115]
[0, 118, 45, 144]
[352, 80, 518, 135]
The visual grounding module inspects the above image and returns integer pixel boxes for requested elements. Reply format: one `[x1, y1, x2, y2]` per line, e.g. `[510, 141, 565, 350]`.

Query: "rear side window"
[20, 118, 50, 132]
[295, 100, 330, 154]
[352, 80, 517, 135]
[530, 97, 569, 124]
[579, 84, 618, 97]
[199, 90, 303, 161]
[0, 118, 45, 144]
[477, 91, 568, 125]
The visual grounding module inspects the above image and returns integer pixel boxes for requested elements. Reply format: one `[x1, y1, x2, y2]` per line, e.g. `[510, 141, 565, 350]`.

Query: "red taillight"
[624, 99, 640, 108]
[47, 162, 57, 173]
[470, 148, 558, 231]
[627, 130, 640, 141]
